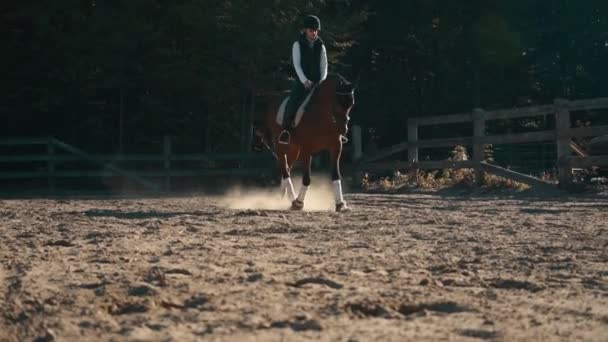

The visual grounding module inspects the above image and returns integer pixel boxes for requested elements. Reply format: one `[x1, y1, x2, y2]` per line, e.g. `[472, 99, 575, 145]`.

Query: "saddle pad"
[275, 85, 318, 126]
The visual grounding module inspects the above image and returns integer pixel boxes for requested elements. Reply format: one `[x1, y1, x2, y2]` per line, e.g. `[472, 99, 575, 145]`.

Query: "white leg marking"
[281, 177, 296, 202]
[332, 179, 345, 205]
[297, 185, 309, 203]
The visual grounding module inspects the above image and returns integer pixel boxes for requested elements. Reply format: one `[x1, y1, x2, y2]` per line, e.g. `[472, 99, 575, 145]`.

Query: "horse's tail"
[251, 119, 271, 150]
[251, 119, 279, 161]
[250, 93, 278, 158]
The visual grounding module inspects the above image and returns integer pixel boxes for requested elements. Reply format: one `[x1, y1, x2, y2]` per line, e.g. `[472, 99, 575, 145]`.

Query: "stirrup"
[278, 130, 290, 144]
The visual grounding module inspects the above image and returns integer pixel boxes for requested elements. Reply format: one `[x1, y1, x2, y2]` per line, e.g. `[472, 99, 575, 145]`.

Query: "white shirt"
[292, 40, 328, 85]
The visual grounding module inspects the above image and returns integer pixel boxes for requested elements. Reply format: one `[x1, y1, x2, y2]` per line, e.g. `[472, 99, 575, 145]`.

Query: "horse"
[252, 73, 355, 211]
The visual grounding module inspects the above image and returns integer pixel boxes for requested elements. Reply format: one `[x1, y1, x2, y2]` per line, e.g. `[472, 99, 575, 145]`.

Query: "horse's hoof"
[291, 199, 304, 210]
[335, 202, 350, 212]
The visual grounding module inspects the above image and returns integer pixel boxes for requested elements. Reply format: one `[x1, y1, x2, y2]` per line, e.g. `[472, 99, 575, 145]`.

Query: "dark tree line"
[2, 0, 607, 153]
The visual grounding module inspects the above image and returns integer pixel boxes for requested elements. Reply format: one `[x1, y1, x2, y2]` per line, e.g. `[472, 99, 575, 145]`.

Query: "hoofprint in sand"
[1, 187, 607, 341]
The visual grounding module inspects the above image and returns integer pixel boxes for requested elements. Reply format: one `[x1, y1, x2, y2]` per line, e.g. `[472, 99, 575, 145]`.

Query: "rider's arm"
[292, 41, 308, 85]
[319, 45, 328, 82]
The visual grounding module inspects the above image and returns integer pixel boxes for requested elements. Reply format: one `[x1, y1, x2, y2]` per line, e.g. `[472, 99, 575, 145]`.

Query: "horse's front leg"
[330, 141, 349, 212]
[279, 147, 299, 203]
[291, 153, 312, 210]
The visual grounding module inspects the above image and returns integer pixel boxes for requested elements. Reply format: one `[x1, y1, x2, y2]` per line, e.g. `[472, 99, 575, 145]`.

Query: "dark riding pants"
[283, 81, 308, 129]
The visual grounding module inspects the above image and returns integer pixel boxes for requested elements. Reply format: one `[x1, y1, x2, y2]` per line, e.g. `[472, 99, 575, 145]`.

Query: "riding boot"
[279, 81, 306, 145]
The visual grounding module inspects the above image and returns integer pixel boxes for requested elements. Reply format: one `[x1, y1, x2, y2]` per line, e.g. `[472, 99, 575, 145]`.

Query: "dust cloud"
[218, 174, 337, 211]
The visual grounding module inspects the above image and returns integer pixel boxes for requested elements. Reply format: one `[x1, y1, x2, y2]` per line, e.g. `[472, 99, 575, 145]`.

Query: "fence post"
[473, 108, 486, 186]
[47, 136, 56, 195]
[407, 119, 418, 163]
[350, 125, 364, 187]
[554, 98, 572, 187]
[352, 125, 363, 161]
[407, 118, 419, 178]
[163, 135, 172, 192]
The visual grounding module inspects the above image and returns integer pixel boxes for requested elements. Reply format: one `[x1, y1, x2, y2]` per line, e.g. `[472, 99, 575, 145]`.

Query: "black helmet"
[303, 15, 321, 31]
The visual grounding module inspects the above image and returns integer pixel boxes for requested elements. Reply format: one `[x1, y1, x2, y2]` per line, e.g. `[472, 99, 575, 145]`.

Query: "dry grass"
[360, 146, 530, 193]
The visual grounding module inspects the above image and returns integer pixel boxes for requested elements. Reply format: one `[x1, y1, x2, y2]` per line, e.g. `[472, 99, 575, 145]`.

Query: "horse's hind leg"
[291, 153, 312, 210]
[279, 148, 299, 202]
[329, 142, 349, 212]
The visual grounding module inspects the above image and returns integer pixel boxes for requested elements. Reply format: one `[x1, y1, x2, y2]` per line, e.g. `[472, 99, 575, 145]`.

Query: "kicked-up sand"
[1, 186, 607, 341]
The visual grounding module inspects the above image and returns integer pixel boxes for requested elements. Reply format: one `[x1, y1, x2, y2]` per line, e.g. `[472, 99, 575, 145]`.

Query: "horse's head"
[328, 74, 355, 136]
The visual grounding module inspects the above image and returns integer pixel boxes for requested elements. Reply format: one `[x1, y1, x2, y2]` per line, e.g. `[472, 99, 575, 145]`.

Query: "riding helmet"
[303, 15, 321, 31]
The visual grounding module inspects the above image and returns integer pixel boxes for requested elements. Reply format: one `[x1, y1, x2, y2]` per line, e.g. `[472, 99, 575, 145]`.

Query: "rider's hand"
[304, 80, 313, 89]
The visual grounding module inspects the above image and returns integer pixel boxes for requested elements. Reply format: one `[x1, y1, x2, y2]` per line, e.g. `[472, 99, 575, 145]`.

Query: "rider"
[278, 14, 328, 145]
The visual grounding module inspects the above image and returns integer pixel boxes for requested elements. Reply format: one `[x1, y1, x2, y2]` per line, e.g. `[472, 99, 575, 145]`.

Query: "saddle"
[275, 85, 318, 127]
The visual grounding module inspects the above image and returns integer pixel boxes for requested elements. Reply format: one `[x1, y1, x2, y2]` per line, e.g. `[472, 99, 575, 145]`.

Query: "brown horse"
[252, 74, 355, 211]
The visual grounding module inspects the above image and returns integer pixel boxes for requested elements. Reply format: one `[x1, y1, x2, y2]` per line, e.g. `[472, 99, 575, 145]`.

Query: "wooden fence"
[0, 137, 274, 194]
[357, 97, 608, 188]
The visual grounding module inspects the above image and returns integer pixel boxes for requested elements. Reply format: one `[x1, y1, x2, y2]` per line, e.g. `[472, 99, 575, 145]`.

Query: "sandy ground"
[1, 183, 607, 341]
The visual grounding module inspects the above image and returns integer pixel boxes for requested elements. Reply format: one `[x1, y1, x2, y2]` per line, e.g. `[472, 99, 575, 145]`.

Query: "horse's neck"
[309, 80, 335, 120]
